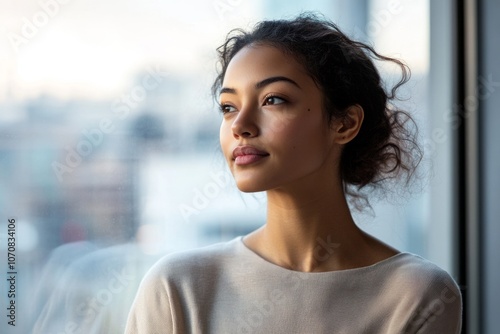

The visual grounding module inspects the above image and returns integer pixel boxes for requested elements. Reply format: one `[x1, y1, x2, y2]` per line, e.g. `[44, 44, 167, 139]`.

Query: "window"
[0, 1, 459, 332]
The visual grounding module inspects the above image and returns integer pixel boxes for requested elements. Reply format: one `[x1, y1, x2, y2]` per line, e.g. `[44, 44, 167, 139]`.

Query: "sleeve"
[405, 272, 463, 334]
[124, 265, 174, 334]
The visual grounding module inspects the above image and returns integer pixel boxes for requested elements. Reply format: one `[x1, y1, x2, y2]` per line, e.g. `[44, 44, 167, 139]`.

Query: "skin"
[219, 43, 398, 272]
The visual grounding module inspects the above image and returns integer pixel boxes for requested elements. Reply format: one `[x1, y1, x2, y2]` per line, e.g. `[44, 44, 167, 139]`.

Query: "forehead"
[222, 44, 310, 87]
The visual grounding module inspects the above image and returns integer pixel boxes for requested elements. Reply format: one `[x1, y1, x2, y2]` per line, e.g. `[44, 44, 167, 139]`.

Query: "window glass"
[0, 1, 451, 332]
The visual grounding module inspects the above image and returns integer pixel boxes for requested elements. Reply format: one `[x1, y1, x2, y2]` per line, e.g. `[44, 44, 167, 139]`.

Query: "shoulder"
[382, 253, 463, 333]
[131, 237, 242, 309]
[386, 253, 461, 295]
[142, 237, 242, 285]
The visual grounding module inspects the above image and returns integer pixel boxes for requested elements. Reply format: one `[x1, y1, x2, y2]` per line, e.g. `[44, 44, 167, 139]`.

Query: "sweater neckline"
[235, 235, 411, 276]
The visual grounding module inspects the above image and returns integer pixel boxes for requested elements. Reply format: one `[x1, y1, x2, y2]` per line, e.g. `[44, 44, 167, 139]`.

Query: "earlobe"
[335, 104, 364, 144]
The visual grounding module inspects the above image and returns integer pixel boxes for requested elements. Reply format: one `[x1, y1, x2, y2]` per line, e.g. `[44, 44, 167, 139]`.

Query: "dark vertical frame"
[454, 1, 468, 331]
[455, 0, 482, 333]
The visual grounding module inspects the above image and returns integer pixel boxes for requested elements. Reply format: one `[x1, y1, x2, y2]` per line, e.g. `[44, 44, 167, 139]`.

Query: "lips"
[232, 146, 269, 165]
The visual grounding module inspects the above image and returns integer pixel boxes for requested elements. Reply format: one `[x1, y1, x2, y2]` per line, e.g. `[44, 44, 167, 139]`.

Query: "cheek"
[269, 111, 326, 150]
[219, 122, 233, 157]
[267, 112, 293, 134]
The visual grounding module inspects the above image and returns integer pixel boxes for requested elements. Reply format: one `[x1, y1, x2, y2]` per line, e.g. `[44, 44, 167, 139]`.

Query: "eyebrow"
[219, 76, 301, 95]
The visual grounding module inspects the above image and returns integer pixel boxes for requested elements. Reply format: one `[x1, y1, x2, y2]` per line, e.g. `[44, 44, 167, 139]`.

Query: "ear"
[333, 104, 364, 144]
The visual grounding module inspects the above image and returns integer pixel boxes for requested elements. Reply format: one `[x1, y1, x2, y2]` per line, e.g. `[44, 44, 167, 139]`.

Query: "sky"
[0, 0, 428, 103]
[0, 0, 261, 102]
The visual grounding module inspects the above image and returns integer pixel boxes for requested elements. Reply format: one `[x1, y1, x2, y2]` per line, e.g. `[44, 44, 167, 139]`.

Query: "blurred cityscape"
[0, 1, 439, 333]
[0, 70, 267, 333]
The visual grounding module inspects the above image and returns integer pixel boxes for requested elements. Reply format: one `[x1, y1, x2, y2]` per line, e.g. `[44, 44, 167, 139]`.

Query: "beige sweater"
[125, 236, 462, 333]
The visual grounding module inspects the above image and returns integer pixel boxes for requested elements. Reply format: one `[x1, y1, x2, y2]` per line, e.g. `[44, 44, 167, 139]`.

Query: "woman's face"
[219, 44, 342, 193]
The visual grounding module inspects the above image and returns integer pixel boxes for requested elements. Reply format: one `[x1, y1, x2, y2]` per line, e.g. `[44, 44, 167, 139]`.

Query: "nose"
[231, 106, 259, 139]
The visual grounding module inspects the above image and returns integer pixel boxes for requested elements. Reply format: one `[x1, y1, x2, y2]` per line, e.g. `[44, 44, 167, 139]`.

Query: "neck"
[241, 155, 400, 272]
[262, 181, 362, 271]
[241, 159, 399, 272]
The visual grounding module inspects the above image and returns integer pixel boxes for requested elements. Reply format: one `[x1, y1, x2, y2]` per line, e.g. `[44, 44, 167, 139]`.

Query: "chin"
[234, 177, 270, 193]
[235, 183, 266, 193]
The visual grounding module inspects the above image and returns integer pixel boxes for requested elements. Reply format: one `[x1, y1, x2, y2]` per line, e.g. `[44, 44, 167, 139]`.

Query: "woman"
[126, 13, 462, 333]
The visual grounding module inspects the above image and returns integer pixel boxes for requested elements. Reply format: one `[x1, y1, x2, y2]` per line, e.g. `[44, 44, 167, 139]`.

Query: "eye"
[220, 104, 237, 114]
[263, 95, 286, 106]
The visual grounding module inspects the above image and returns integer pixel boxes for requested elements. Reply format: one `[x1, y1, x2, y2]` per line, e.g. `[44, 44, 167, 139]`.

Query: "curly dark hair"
[212, 13, 422, 209]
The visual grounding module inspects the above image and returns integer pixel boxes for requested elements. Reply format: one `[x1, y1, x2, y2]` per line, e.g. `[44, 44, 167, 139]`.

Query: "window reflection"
[0, 1, 443, 333]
